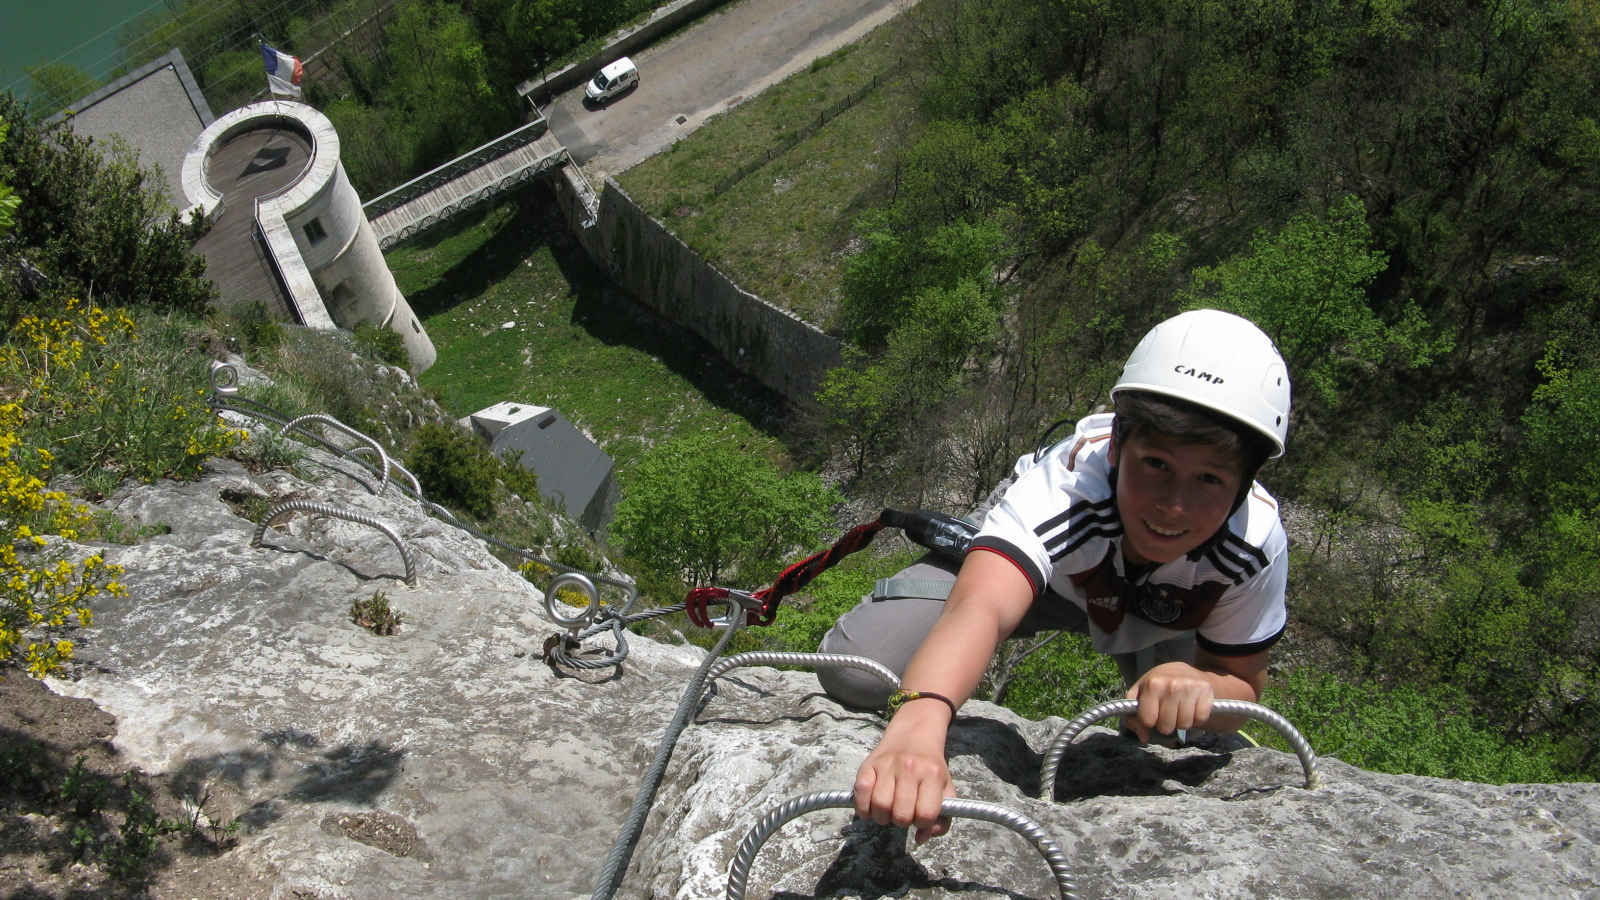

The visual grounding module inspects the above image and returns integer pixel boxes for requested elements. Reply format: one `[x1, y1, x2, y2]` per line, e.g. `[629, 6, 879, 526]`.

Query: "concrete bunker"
[461, 401, 619, 533]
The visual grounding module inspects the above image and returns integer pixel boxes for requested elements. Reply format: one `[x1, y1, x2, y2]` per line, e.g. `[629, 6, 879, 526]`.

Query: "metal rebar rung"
[281, 413, 391, 496]
[707, 652, 901, 690]
[726, 790, 1081, 900]
[1038, 698, 1319, 799]
[253, 498, 417, 587]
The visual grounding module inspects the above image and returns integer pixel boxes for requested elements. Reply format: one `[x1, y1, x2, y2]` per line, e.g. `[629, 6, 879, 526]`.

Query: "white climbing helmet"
[1110, 309, 1292, 457]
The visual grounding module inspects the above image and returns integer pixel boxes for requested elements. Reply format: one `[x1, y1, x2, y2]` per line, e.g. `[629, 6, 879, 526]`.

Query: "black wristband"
[886, 689, 959, 721]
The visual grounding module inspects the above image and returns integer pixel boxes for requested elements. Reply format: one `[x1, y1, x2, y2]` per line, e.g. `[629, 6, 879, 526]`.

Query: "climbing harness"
[726, 790, 1082, 900]
[684, 508, 978, 629]
[1039, 698, 1321, 797]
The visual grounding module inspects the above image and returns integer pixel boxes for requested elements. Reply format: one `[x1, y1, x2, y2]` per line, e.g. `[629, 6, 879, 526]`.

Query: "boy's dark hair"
[1112, 390, 1274, 479]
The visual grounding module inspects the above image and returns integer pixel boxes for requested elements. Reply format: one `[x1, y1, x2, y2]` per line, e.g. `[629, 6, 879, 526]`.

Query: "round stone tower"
[181, 101, 436, 372]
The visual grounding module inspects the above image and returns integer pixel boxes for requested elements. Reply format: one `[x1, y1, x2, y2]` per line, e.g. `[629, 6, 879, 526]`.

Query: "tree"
[383, 0, 508, 172]
[0, 115, 16, 238]
[1185, 195, 1443, 400]
[0, 95, 214, 321]
[24, 63, 99, 121]
[612, 436, 839, 587]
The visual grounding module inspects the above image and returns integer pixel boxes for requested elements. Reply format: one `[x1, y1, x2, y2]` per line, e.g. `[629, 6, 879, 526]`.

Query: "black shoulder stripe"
[1033, 496, 1114, 537]
[967, 536, 1044, 598]
[1206, 549, 1246, 585]
[1223, 532, 1270, 568]
[1212, 542, 1260, 579]
[1049, 526, 1123, 562]
[1043, 508, 1119, 551]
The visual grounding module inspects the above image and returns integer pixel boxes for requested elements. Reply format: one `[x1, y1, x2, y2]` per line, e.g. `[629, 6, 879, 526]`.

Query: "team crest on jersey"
[1068, 546, 1232, 633]
[1137, 586, 1184, 624]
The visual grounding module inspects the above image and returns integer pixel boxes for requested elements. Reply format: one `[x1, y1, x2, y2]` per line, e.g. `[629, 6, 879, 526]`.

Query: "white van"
[585, 57, 638, 104]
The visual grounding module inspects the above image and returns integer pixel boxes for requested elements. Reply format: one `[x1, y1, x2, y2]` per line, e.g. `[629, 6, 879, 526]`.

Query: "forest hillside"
[807, 0, 1600, 782]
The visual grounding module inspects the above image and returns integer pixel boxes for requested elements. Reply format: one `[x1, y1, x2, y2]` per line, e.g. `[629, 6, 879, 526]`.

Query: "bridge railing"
[362, 115, 549, 219]
[372, 146, 573, 249]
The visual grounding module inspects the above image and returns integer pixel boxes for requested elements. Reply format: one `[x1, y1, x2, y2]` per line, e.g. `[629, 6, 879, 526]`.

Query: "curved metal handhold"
[253, 498, 417, 587]
[1039, 698, 1319, 798]
[209, 360, 240, 397]
[350, 446, 424, 499]
[726, 790, 1080, 900]
[281, 414, 391, 495]
[707, 652, 900, 690]
[546, 571, 599, 631]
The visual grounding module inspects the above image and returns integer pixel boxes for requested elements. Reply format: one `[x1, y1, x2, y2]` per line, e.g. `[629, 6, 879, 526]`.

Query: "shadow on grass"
[403, 181, 798, 445]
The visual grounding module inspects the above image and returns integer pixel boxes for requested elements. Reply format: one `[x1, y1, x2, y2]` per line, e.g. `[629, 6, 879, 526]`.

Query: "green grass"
[618, 23, 920, 327]
[386, 185, 791, 477]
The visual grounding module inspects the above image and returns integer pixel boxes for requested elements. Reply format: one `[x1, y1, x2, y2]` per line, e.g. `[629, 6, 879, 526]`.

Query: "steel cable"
[590, 619, 746, 900]
[253, 498, 417, 586]
[726, 790, 1081, 900]
[1038, 698, 1320, 798]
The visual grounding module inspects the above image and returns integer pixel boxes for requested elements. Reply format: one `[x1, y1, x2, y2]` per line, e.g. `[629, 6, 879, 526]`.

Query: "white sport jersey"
[970, 413, 1288, 656]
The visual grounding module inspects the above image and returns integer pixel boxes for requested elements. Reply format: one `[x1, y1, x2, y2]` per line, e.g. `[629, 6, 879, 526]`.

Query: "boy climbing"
[816, 309, 1292, 842]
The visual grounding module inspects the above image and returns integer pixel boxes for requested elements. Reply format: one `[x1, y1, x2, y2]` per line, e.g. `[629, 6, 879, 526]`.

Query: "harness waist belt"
[873, 577, 956, 602]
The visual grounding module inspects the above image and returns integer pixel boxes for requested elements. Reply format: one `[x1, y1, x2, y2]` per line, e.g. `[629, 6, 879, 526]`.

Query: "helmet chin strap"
[1185, 464, 1261, 562]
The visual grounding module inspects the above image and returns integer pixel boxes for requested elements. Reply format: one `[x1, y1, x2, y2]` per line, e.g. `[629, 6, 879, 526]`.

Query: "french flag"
[262, 43, 303, 97]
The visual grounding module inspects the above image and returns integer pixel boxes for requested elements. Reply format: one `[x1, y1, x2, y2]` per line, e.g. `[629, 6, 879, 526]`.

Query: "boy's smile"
[1112, 431, 1244, 566]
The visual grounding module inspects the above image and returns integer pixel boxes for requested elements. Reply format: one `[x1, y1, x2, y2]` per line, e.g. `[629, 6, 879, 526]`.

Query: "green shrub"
[612, 435, 840, 588]
[408, 423, 500, 519]
[995, 632, 1124, 722]
[354, 322, 411, 369]
[4, 301, 243, 485]
[497, 449, 541, 504]
[0, 95, 215, 323]
[1263, 670, 1571, 785]
[554, 542, 603, 574]
[218, 300, 284, 358]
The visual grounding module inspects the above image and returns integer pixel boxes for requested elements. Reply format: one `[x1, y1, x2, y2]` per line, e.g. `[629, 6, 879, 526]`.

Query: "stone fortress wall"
[553, 171, 843, 404]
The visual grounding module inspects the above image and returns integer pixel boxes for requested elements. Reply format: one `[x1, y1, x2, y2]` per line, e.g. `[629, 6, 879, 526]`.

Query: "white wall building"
[181, 101, 437, 371]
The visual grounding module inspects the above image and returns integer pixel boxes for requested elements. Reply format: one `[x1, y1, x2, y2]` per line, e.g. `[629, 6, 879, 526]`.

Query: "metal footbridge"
[363, 110, 590, 249]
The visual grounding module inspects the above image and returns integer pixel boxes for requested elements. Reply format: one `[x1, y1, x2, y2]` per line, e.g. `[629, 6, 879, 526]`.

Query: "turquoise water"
[0, 0, 172, 99]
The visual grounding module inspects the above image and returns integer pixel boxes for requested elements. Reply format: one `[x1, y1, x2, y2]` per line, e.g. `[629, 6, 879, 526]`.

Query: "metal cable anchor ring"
[545, 571, 600, 631]
[1039, 698, 1320, 799]
[726, 790, 1081, 900]
[209, 360, 240, 396]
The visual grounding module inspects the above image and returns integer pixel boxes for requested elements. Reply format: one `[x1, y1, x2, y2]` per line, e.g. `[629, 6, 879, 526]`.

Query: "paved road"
[546, 0, 903, 182]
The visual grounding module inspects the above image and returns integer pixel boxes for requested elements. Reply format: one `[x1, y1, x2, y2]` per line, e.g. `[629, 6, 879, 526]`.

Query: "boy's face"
[1112, 429, 1245, 566]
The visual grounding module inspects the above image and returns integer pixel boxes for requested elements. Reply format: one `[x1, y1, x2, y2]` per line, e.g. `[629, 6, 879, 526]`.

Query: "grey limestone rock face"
[44, 454, 1600, 900]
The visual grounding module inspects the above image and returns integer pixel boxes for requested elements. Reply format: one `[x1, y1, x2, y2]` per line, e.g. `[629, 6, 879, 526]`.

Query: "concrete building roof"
[463, 402, 618, 533]
[47, 49, 214, 208]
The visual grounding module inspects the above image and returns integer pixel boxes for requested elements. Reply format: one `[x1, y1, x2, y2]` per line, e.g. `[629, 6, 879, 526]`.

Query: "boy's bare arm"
[1124, 648, 1270, 741]
[852, 551, 1035, 843]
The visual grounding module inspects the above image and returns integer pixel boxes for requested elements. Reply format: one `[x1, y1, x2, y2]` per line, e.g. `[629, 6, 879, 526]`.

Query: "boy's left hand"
[1124, 662, 1216, 743]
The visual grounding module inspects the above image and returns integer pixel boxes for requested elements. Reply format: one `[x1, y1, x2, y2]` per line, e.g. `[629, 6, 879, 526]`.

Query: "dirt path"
[546, 0, 905, 182]
[0, 669, 269, 900]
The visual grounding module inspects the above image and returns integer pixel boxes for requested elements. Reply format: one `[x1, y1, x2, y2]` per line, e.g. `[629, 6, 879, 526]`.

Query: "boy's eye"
[1142, 456, 1169, 471]
[1199, 473, 1226, 486]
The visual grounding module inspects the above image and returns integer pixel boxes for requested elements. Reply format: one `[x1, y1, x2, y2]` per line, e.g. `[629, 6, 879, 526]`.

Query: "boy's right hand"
[853, 702, 957, 844]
